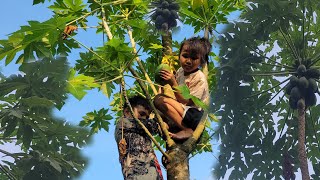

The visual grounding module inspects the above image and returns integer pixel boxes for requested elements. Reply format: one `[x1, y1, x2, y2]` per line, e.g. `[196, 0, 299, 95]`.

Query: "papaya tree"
[0, 0, 244, 179]
[0, 57, 91, 179]
[214, 0, 320, 179]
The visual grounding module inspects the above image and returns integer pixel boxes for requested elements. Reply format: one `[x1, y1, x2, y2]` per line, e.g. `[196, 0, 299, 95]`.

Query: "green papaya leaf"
[67, 69, 100, 100]
[149, 43, 163, 50]
[20, 96, 54, 108]
[79, 108, 113, 134]
[23, 125, 33, 149]
[175, 85, 208, 109]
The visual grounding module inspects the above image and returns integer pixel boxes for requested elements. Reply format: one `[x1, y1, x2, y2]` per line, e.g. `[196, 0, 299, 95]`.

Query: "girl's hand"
[159, 70, 177, 86]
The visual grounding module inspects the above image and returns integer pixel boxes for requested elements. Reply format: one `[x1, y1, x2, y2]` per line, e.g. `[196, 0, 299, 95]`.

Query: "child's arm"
[159, 70, 192, 105]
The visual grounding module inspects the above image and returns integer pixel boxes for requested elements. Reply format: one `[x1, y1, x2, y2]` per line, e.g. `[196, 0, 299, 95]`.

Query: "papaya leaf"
[67, 69, 100, 100]
[0, 74, 28, 97]
[79, 108, 113, 134]
[33, 0, 46, 5]
[20, 96, 54, 108]
[3, 118, 18, 138]
[101, 82, 115, 98]
[22, 125, 33, 149]
[175, 85, 192, 99]
[175, 85, 208, 109]
[149, 43, 163, 50]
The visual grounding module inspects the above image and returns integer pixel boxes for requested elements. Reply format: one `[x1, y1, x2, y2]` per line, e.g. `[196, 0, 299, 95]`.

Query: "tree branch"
[128, 66, 175, 148]
[246, 45, 294, 69]
[247, 77, 290, 98]
[246, 71, 296, 76]
[127, 27, 158, 95]
[100, 11, 175, 148]
[0, 164, 16, 180]
[279, 27, 300, 62]
[121, 78, 170, 160]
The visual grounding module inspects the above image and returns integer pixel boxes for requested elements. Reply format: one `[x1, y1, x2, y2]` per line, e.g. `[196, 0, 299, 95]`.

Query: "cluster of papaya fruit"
[151, 0, 179, 30]
[285, 60, 320, 109]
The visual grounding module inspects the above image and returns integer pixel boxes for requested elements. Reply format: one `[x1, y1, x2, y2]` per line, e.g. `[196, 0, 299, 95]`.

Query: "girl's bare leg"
[154, 95, 193, 139]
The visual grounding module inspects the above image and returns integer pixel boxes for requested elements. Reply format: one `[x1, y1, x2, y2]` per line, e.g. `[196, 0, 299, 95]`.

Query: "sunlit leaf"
[67, 69, 100, 100]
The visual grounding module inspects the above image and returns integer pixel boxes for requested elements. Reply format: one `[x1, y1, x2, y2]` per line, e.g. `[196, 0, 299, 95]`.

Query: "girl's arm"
[159, 70, 192, 105]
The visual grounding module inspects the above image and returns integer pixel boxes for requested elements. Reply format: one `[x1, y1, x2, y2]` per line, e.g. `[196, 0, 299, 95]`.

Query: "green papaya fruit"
[285, 82, 293, 95]
[297, 64, 306, 75]
[308, 78, 318, 93]
[289, 76, 299, 86]
[289, 97, 298, 109]
[155, 64, 171, 85]
[305, 92, 317, 107]
[290, 86, 301, 100]
[298, 77, 309, 89]
[306, 68, 320, 79]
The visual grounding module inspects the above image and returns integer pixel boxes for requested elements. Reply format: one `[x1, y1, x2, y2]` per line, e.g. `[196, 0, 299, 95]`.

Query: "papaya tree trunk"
[162, 30, 172, 55]
[297, 98, 310, 180]
[166, 146, 190, 180]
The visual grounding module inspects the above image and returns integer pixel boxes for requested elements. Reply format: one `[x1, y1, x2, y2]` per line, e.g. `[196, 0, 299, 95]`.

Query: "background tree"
[0, 0, 244, 179]
[214, 0, 320, 179]
[0, 57, 91, 179]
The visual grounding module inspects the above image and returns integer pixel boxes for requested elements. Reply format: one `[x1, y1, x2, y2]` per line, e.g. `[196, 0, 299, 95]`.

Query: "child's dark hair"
[123, 95, 151, 112]
[179, 37, 212, 65]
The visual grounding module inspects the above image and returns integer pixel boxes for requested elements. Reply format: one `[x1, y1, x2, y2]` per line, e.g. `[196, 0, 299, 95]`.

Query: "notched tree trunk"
[166, 145, 190, 180]
[297, 98, 310, 180]
[162, 30, 172, 55]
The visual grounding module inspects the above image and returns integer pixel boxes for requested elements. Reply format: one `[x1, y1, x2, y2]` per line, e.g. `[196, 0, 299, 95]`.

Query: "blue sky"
[0, 1, 233, 179]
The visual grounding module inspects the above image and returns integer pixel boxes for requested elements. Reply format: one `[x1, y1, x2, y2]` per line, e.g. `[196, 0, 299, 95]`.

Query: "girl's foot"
[169, 128, 193, 140]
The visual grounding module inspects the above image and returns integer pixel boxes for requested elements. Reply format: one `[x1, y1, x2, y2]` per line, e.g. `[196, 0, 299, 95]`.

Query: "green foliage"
[0, 57, 91, 179]
[79, 108, 113, 134]
[214, 0, 320, 179]
[67, 68, 100, 100]
[1, 0, 245, 178]
[0, 15, 80, 64]
[175, 85, 208, 110]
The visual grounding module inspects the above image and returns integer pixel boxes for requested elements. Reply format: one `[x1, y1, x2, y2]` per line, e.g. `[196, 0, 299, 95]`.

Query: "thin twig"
[279, 108, 291, 138]
[279, 27, 300, 62]
[0, 164, 16, 180]
[246, 71, 296, 76]
[258, 83, 287, 109]
[302, 0, 306, 60]
[126, 27, 158, 95]
[247, 45, 294, 69]
[260, 62, 295, 70]
[246, 77, 290, 98]
[63, 33, 120, 70]
[66, 9, 99, 26]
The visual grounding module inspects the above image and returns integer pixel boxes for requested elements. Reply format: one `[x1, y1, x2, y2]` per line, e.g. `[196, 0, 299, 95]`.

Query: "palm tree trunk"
[297, 98, 310, 180]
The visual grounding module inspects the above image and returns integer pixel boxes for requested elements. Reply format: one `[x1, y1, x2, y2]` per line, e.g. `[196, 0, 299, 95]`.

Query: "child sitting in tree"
[154, 37, 211, 140]
[115, 95, 163, 180]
